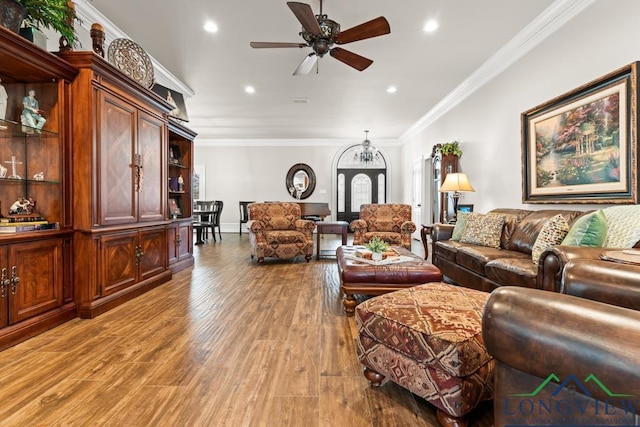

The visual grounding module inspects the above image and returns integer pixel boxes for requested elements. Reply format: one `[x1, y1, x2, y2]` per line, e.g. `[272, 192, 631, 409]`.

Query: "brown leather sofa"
[431, 209, 585, 292]
[483, 268, 640, 427]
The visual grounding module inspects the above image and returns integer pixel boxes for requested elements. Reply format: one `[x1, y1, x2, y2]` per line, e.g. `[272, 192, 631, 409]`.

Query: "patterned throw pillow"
[531, 214, 570, 265]
[451, 211, 471, 241]
[459, 213, 505, 249]
[562, 210, 607, 247]
[602, 205, 640, 248]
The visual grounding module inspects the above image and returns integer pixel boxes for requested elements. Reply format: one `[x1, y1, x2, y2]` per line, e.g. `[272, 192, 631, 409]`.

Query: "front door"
[336, 168, 386, 226]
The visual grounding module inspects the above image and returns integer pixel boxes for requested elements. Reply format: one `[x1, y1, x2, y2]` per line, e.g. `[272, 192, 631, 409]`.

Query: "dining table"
[192, 210, 214, 245]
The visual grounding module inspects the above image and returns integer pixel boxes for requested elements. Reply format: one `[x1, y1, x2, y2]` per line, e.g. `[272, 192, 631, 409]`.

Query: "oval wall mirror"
[286, 163, 316, 200]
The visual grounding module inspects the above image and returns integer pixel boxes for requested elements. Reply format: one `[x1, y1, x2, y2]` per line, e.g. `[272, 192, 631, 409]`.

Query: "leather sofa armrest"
[563, 259, 640, 310]
[430, 223, 454, 242]
[483, 287, 640, 401]
[536, 245, 606, 292]
[400, 221, 416, 234]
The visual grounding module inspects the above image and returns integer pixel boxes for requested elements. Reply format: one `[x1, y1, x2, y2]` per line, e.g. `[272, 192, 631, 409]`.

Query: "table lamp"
[439, 173, 475, 222]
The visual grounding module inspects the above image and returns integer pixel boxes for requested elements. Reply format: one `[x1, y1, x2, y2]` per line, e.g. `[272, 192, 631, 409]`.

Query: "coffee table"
[336, 245, 442, 316]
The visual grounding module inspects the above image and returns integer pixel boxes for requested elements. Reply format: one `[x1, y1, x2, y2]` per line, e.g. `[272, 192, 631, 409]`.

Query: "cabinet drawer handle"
[10, 266, 19, 295]
[0, 268, 8, 298]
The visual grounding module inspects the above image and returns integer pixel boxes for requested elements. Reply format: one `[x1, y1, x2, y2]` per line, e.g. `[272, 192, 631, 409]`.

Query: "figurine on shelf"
[33, 171, 44, 181]
[21, 89, 46, 133]
[0, 164, 6, 178]
[9, 197, 35, 215]
[0, 77, 7, 130]
[177, 174, 184, 192]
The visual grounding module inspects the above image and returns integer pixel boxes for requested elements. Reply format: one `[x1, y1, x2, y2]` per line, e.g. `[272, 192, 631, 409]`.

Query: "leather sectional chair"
[483, 273, 640, 427]
[350, 203, 416, 250]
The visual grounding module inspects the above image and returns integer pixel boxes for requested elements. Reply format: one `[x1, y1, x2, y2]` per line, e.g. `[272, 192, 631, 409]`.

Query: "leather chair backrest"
[509, 209, 585, 254]
[487, 208, 532, 250]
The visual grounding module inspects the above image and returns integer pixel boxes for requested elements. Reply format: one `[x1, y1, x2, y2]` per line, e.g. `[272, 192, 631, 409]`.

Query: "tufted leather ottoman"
[337, 245, 442, 316]
[356, 283, 494, 427]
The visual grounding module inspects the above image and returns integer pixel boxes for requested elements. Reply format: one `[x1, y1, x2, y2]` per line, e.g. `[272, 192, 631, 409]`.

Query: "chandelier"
[353, 130, 381, 165]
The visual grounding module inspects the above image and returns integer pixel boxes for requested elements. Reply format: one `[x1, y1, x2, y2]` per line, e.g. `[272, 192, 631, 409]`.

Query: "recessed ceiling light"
[204, 21, 218, 33]
[245, 86, 256, 94]
[386, 86, 397, 94]
[423, 20, 438, 33]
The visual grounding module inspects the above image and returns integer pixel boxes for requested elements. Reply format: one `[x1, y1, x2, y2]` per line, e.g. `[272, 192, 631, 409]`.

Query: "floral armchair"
[350, 204, 416, 250]
[247, 202, 316, 263]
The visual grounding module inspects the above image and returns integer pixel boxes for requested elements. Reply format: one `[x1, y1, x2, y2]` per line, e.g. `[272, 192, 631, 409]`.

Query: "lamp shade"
[439, 173, 475, 193]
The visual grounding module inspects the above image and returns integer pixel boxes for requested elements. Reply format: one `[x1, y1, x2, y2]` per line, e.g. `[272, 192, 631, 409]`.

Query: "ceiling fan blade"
[293, 53, 318, 76]
[330, 47, 373, 71]
[287, 2, 322, 36]
[335, 17, 391, 44]
[250, 42, 308, 48]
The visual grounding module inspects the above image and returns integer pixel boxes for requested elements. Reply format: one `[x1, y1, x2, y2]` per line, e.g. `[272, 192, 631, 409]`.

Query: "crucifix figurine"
[4, 156, 22, 179]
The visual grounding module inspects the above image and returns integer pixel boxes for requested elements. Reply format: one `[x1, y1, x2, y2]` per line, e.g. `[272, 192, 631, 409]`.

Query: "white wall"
[401, 0, 640, 214]
[195, 141, 402, 230]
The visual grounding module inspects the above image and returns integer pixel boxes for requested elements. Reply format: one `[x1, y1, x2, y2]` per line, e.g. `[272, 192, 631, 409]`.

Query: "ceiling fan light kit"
[250, 0, 390, 75]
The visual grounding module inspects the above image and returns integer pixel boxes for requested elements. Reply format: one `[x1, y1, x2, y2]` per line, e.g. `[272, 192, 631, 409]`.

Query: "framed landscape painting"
[521, 62, 639, 204]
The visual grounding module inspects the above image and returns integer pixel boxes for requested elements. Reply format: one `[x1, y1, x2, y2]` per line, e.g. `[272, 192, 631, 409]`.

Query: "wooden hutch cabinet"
[57, 51, 174, 318]
[167, 120, 196, 272]
[431, 145, 459, 223]
[0, 26, 77, 350]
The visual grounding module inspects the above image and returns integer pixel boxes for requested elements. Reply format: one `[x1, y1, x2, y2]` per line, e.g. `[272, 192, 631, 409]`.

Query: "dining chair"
[212, 200, 224, 241]
[239, 201, 254, 235]
[195, 200, 214, 241]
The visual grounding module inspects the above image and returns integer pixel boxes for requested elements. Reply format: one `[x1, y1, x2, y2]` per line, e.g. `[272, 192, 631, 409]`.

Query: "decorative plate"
[107, 38, 155, 89]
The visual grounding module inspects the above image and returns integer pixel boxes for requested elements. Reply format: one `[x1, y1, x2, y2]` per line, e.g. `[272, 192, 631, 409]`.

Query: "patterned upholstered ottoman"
[355, 283, 494, 427]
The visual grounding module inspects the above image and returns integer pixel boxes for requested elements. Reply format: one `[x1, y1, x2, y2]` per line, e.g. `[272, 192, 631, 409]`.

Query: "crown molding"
[74, 0, 195, 97]
[195, 138, 401, 148]
[400, 0, 596, 142]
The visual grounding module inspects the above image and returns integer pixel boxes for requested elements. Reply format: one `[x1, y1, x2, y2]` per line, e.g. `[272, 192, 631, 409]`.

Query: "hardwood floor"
[0, 234, 492, 426]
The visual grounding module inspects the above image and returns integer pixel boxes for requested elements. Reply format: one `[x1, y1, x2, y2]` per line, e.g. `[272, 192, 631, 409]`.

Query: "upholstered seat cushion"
[356, 283, 492, 377]
[485, 257, 538, 288]
[264, 230, 308, 245]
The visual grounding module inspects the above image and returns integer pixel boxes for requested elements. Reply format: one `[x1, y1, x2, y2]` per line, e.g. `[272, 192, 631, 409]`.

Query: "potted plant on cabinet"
[0, 0, 77, 47]
[438, 141, 462, 157]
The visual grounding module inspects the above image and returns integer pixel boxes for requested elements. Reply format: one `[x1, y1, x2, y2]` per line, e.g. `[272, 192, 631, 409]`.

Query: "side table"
[316, 221, 349, 260]
[420, 224, 432, 260]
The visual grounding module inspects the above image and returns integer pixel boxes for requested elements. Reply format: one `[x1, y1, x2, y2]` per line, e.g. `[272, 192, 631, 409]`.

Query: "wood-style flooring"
[0, 234, 493, 426]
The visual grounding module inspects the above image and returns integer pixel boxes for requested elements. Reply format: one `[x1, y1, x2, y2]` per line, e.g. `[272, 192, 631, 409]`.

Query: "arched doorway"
[335, 145, 387, 225]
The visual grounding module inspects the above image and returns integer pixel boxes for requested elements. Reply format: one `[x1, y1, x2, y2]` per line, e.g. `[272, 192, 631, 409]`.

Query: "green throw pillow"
[562, 210, 607, 247]
[451, 211, 470, 241]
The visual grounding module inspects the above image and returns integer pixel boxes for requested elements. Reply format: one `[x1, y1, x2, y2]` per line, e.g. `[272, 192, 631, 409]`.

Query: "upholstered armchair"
[247, 202, 316, 263]
[350, 204, 416, 249]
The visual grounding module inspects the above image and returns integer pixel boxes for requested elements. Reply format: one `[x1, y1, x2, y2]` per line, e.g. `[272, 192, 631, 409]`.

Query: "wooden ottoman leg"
[343, 293, 357, 316]
[363, 367, 385, 386]
[437, 409, 468, 427]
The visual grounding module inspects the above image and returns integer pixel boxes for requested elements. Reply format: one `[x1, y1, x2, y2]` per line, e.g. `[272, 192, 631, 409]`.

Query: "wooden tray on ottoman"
[337, 246, 442, 316]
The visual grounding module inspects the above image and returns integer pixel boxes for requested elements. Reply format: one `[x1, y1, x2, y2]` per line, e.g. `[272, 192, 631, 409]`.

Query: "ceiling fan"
[250, 1, 391, 75]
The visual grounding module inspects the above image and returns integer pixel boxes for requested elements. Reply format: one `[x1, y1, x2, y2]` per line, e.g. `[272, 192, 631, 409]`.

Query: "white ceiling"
[84, 0, 558, 141]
